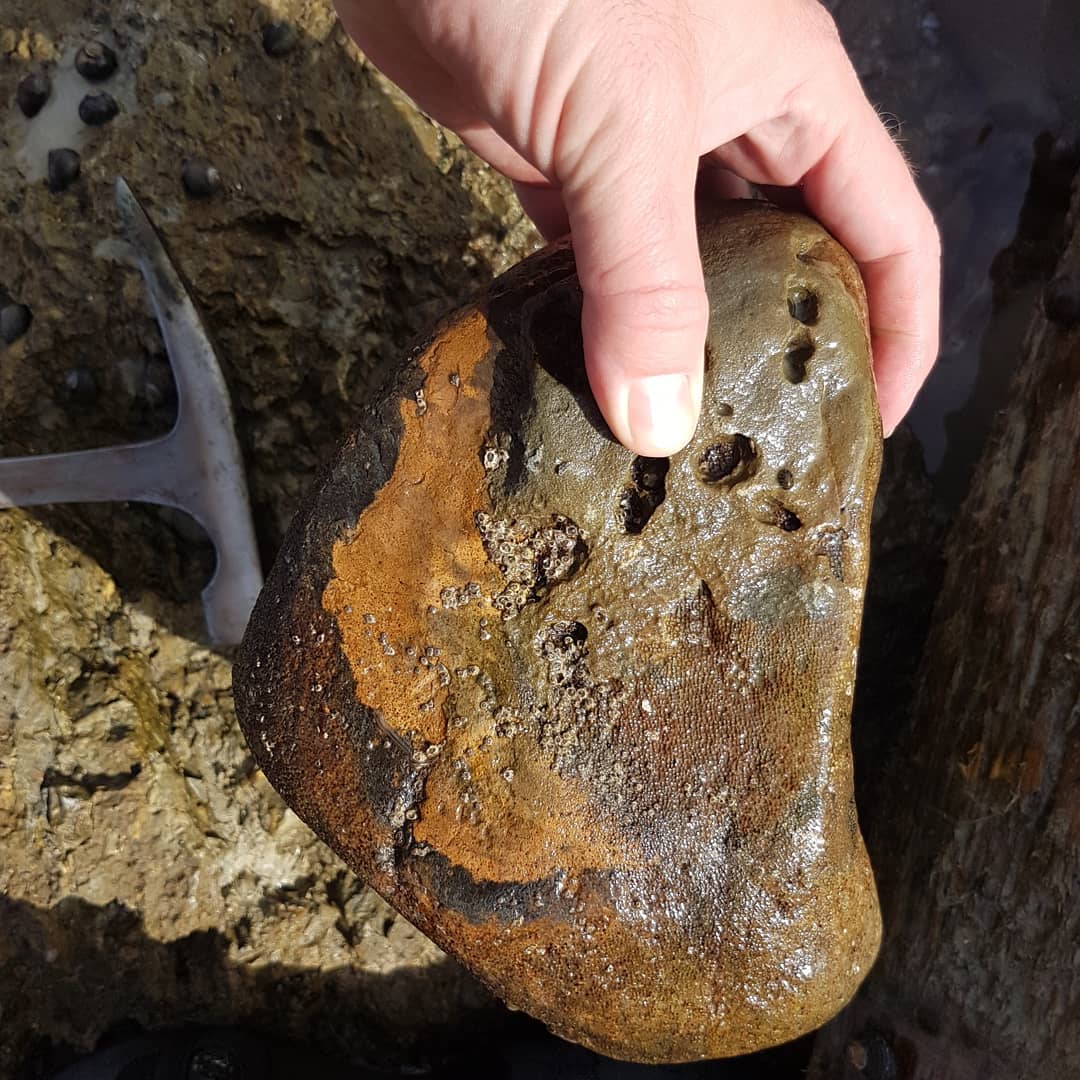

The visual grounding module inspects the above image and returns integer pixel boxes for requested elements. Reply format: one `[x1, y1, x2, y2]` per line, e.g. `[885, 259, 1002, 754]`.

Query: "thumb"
[562, 129, 708, 457]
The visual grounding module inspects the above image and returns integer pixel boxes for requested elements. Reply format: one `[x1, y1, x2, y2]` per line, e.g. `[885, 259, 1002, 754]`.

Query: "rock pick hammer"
[0, 178, 263, 645]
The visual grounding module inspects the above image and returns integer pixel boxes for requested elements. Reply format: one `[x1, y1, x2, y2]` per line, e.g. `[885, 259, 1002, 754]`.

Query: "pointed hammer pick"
[0, 177, 263, 645]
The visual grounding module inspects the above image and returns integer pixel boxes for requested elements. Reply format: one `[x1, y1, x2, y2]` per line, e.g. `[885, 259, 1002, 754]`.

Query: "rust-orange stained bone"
[234, 202, 884, 1063]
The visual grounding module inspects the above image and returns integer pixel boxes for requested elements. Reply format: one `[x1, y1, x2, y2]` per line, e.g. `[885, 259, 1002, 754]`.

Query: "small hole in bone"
[756, 499, 802, 531]
[777, 506, 802, 531]
[621, 456, 669, 534]
[783, 340, 814, 384]
[697, 434, 758, 487]
[633, 456, 666, 492]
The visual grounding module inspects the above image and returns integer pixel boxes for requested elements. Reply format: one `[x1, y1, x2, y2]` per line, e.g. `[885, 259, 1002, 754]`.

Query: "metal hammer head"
[0, 178, 263, 645]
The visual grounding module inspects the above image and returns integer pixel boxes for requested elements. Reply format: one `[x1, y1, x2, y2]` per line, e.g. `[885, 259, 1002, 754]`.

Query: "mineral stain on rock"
[234, 201, 884, 1063]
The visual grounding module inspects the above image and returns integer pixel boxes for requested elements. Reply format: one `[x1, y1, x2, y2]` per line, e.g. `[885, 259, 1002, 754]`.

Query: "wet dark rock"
[846, 1032, 898, 1080]
[75, 40, 118, 81]
[46, 148, 81, 193]
[78, 92, 119, 127]
[234, 202, 884, 1064]
[16, 70, 51, 118]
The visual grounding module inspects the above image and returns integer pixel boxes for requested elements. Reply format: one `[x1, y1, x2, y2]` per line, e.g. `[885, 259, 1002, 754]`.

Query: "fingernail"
[626, 373, 697, 456]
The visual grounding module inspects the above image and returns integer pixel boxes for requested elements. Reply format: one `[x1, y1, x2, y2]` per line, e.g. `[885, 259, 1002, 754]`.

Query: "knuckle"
[769, 149, 813, 188]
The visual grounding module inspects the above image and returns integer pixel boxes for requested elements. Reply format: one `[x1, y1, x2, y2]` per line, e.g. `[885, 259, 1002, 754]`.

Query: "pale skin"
[335, 0, 941, 455]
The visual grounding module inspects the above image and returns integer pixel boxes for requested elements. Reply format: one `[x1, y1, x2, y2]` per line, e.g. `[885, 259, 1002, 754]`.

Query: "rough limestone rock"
[234, 202, 884, 1063]
[0, 1, 534, 1072]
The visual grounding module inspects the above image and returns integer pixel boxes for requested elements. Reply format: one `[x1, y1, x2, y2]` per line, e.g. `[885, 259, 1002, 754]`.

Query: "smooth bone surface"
[235, 203, 883, 1062]
[0, 179, 262, 645]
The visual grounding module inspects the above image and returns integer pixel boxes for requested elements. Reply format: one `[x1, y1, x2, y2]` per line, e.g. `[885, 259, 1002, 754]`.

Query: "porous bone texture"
[234, 201, 884, 1063]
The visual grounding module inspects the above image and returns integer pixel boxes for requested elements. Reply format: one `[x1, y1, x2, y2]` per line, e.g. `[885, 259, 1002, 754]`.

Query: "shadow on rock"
[1, 893, 509, 1078]
[3, 894, 816, 1080]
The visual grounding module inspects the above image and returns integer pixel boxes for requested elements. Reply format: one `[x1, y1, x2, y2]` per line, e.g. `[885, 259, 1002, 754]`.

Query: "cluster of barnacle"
[534, 620, 590, 689]
[530, 620, 596, 770]
[439, 581, 483, 610]
[539, 681, 631, 791]
[492, 704, 530, 739]
[529, 622, 634, 792]
[475, 511, 587, 618]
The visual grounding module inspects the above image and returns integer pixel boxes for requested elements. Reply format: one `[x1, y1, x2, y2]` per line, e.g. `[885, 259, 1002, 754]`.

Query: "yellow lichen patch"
[323, 310, 503, 747]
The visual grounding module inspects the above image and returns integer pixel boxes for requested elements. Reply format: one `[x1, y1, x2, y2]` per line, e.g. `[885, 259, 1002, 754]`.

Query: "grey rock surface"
[0, 509, 504, 1072]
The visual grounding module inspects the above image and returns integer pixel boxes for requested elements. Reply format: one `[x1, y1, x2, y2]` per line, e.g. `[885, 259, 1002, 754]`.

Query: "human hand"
[335, 0, 940, 454]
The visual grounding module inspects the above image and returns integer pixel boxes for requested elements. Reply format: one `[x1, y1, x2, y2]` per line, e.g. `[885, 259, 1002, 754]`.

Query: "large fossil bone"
[234, 202, 883, 1062]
